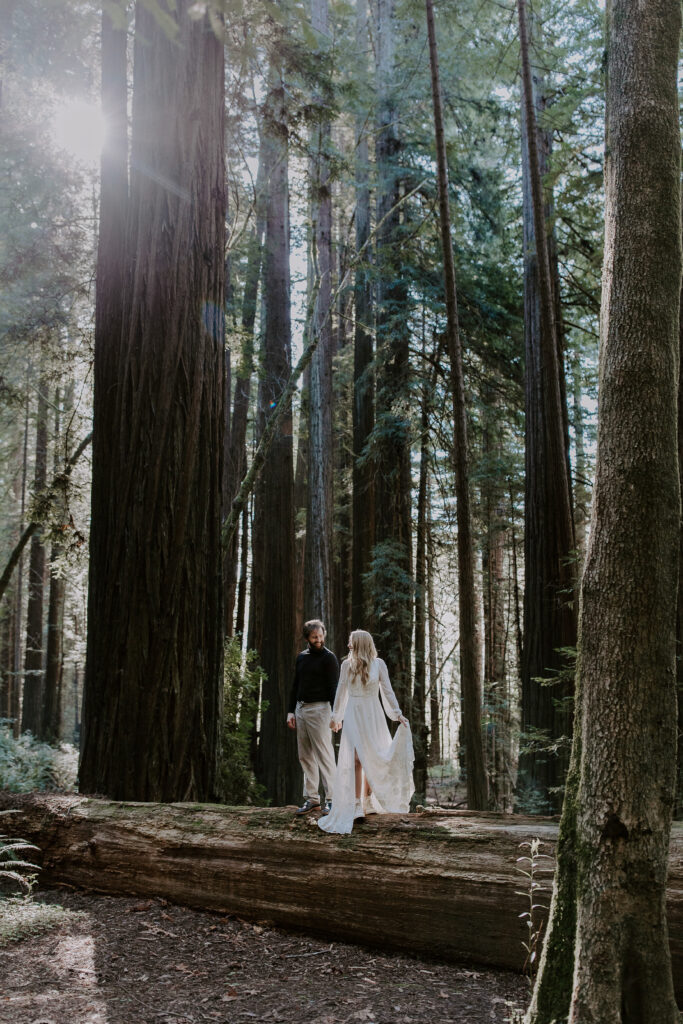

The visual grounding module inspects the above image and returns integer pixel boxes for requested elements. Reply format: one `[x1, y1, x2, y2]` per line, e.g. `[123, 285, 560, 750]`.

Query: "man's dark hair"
[303, 619, 326, 639]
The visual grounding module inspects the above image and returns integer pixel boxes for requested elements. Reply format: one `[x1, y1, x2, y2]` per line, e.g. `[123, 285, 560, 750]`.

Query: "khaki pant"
[296, 701, 336, 803]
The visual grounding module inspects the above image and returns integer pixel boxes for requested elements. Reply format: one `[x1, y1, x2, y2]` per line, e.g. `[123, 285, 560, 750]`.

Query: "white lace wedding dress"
[318, 657, 414, 835]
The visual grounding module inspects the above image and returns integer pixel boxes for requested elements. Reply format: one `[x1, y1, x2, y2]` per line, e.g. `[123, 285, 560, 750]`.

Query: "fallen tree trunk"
[3, 795, 683, 999]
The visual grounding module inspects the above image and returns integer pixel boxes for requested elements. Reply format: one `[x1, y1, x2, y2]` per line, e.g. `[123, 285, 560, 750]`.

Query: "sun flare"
[53, 99, 106, 167]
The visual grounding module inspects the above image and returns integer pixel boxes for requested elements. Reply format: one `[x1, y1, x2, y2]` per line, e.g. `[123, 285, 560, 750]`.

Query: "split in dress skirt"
[318, 657, 414, 835]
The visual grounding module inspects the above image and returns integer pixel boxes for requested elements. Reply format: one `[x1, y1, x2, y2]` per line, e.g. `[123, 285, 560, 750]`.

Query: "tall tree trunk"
[234, 502, 249, 641]
[304, 0, 335, 642]
[42, 388, 70, 743]
[21, 379, 48, 735]
[253, 66, 301, 805]
[351, 0, 375, 631]
[372, 0, 413, 714]
[333, 200, 353, 648]
[427, 493, 440, 766]
[677, 214, 683, 822]
[412, 355, 429, 804]
[424, 0, 488, 809]
[12, 391, 30, 737]
[80, 1, 226, 801]
[481, 401, 511, 811]
[224, 143, 266, 635]
[517, 0, 577, 811]
[527, 1, 681, 1018]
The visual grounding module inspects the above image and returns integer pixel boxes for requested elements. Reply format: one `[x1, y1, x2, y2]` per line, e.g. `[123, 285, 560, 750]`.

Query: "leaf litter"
[0, 889, 528, 1023]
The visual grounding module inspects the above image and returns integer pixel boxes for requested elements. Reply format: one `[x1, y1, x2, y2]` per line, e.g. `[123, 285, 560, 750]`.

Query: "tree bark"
[351, 0, 375, 632]
[21, 380, 48, 735]
[304, 0, 335, 643]
[482, 413, 511, 812]
[252, 66, 301, 805]
[527, 0, 682, 1019]
[11, 391, 30, 737]
[372, 0, 413, 715]
[42, 387, 71, 743]
[80, 1, 225, 801]
[427, 495, 441, 765]
[413, 378, 428, 805]
[677, 211, 683, 821]
[332, 203, 353, 647]
[425, 0, 487, 809]
[517, 0, 577, 812]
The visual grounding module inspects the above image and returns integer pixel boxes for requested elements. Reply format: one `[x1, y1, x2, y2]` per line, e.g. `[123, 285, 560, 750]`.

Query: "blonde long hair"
[346, 630, 377, 687]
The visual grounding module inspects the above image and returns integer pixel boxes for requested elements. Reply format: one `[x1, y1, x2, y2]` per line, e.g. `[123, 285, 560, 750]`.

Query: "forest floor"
[0, 888, 529, 1024]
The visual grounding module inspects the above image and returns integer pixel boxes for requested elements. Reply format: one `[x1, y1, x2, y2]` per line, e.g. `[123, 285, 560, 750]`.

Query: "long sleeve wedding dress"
[318, 657, 414, 835]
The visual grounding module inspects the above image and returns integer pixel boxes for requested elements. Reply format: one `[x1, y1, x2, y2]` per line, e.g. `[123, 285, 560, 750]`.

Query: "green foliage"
[0, 818, 38, 895]
[0, 896, 73, 945]
[221, 638, 268, 806]
[0, 814, 76, 944]
[0, 724, 78, 793]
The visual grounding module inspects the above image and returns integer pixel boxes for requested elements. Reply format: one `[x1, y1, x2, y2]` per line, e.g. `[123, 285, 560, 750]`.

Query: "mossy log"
[3, 795, 683, 998]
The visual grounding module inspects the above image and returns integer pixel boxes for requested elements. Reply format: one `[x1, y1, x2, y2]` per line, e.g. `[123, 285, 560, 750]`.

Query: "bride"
[318, 630, 414, 835]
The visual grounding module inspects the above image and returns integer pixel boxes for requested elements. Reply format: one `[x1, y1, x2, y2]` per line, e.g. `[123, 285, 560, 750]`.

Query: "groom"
[286, 619, 339, 815]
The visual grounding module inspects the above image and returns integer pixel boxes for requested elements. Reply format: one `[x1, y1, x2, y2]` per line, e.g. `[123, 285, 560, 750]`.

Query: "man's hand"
[330, 719, 342, 733]
[287, 713, 296, 730]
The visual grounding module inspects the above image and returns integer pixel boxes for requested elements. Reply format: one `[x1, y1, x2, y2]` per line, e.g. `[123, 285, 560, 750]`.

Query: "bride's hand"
[398, 713, 409, 727]
[330, 719, 342, 732]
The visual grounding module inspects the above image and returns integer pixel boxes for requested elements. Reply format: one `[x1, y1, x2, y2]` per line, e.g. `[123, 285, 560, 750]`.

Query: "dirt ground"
[0, 889, 529, 1024]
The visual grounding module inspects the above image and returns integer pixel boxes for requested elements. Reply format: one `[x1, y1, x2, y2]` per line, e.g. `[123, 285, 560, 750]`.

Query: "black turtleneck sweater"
[288, 645, 339, 714]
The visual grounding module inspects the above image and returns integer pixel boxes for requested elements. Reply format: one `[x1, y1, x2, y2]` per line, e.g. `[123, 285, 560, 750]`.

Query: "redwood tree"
[251, 64, 301, 806]
[80, 1, 226, 801]
[517, 0, 577, 811]
[304, 0, 335, 641]
[425, 0, 488, 809]
[21, 377, 47, 735]
[372, 0, 413, 715]
[351, 0, 375, 631]
[527, 0, 681, 1017]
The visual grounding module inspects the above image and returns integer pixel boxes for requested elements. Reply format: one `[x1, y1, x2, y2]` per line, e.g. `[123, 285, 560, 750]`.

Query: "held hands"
[286, 713, 296, 730]
[329, 718, 342, 732]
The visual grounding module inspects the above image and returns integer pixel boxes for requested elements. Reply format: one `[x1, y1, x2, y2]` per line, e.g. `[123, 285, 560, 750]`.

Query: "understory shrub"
[0, 723, 78, 792]
[221, 638, 268, 806]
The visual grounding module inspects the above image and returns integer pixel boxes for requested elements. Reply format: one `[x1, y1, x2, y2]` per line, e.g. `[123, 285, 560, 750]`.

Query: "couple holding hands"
[286, 620, 414, 835]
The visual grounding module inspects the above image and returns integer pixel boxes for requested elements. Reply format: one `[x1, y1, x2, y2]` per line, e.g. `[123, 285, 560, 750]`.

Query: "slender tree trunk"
[253, 65, 301, 805]
[80, 1, 225, 801]
[351, 0, 375, 631]
[427, 493, 440, 766]
[21, 379, 48, 735]
[12, 391, 30, 737]
[527, 1, 681, 1018]
[413, 361, 429, 804]
[372, 0, 413, 714]
[517, 0, 577, 812]
[677, 215, 683, 822]
[304, 0, 335, 642]
[224, 143, 266, 634]
[234, 502, 249, 640]
[425, 0, 487, 808]
[42, 387, 70, 743]
[333, 202, 353, 647]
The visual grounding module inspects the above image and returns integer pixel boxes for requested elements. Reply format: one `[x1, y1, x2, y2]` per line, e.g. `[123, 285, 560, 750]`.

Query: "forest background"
[0, 0, 634, 814]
